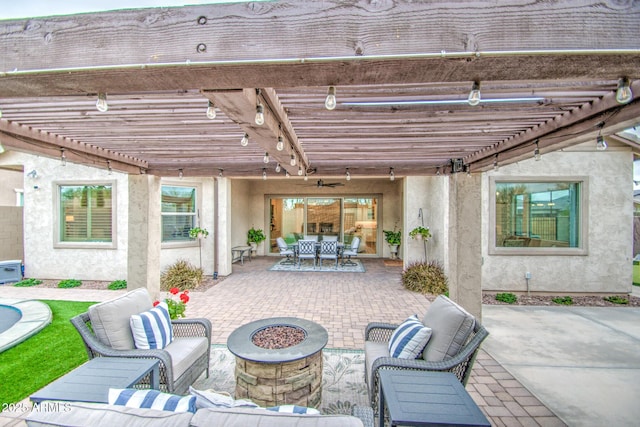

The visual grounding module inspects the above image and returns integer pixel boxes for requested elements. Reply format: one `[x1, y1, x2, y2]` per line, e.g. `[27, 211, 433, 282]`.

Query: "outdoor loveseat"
[70, 288, 211, 395]
[364, 295, 489, 409]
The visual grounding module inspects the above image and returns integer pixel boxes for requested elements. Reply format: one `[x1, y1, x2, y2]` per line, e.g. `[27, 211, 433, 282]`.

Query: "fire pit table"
[227, 317, 328, 408]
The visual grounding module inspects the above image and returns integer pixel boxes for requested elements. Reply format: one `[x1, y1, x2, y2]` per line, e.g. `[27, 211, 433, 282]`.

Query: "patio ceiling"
[0, 1, 639, 178]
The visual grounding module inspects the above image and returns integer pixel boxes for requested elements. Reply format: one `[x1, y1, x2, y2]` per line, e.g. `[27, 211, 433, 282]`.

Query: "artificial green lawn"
[0, 300, 96, 407]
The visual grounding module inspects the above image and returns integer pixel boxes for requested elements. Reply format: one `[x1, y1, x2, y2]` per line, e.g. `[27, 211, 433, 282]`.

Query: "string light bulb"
[285, 170, 290, 178]
[206, 100, 216, 119]
[96, 93, 108, 112]
[298, 166, 303, 176]
[218, 169, 223, 178]
[616, 77, 633, 104]
[107, 160, 113, 175]
[255, 104, 265, 125]
[263, 152, 269, 163]
[178, 168, 183, 179]
[436, 167, 441, 176]
[596, 135, 608, 151]
[468, 81, 481, 106]
[275, 163, 281, 173]
[534, 140, 541, 161]
[493, 155, 499, 171]
[61, 149, 67, 166]
[0, 143, 5, 154]
[304, 173, 309, 181]
[389, 167, 395, 181]
[346, 168, 351, 181]
[241, 133, 249, 147]
[262, 168, 267, 180]
[325, 86, 337, 110]
[466, 165, 472, 177]
[290, 154, 296, 166]
[277, 136, 284, 151]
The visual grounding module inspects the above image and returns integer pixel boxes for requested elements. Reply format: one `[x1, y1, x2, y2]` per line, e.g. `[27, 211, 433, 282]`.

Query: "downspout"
[213, 177, 219, 279]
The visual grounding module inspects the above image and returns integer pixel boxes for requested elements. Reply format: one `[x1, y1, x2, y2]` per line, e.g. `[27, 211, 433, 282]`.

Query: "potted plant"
[189, 227, 209, 269]
[383, 229, 401, 259]
[409, 226, 431, 241]
[247, 227, 267, 254]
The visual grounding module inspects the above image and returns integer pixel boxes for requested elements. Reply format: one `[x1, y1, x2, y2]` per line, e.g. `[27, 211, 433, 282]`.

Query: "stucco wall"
[482, 142, 634, 294]
[0, 168, 23, 206]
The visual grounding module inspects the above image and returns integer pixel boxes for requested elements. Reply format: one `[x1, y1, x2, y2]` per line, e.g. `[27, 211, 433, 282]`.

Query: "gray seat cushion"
[88, 288, 153, 350]
[190, 407, 364, 427]
[364, 341, 390, 395]
[421, 295, 475, 362]
[165, 337, 209, 380]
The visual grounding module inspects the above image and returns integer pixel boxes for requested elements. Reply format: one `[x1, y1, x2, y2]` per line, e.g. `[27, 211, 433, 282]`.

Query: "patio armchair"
[70, 288, 211, 395]
[364, 295, 488, 410]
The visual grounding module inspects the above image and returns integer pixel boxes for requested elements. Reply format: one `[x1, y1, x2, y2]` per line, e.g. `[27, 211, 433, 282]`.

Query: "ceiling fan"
[315, 179, 344, 188]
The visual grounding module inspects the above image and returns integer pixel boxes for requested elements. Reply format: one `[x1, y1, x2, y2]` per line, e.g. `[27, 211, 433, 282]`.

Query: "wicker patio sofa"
[70, 288, 211, 395]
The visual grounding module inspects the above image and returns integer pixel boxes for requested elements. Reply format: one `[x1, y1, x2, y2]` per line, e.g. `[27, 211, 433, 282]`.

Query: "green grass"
[0, 300, 96, 407]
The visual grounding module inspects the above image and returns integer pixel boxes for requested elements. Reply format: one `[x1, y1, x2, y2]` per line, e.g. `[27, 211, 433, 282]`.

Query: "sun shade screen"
[60, 185, 112, 242]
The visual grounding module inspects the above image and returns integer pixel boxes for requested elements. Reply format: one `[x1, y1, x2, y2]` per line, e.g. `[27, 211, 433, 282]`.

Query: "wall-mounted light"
[346, 168, 351, 181]
[534, 139, 541, 161]
[96, 93, 108, 112]
[241, 133, 249, 147]
[325, 86, 337, 110]
[389, 167, 395, 181]
[26, 169, 38, 179]
[616, 77, 633, 105]
[263, 152, 270, 163]
[206, 100, 217, 119]
[262, 168, 267, 180]
[468, 81, 481, 106]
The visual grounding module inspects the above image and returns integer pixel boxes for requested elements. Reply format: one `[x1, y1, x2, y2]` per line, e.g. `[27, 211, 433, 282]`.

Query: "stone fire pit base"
[235, 349, 323, 407]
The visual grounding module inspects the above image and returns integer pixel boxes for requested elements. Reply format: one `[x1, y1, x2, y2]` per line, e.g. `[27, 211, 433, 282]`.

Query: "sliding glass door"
[268, 196, 379, 255]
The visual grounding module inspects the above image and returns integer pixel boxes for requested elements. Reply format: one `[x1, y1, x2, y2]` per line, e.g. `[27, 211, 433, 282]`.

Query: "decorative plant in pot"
[189, 227, 209, 269]
[409, 225, 432, 241]
[247, 227, 267, 254]
[383, 229, 401, 259]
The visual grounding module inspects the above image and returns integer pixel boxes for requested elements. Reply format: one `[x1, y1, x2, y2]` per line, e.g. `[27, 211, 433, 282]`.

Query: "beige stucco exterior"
[482, 141, 634, 294]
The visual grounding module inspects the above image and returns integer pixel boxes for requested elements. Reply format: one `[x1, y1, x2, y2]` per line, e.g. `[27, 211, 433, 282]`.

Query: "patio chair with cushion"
[70, 288, 212, 395]
[318, 240, 339, 269]
[276, 237, 296, 264]
[341, 236, 360, 266]
[363, 295, 489, 410]
[297, 239, 317, 269]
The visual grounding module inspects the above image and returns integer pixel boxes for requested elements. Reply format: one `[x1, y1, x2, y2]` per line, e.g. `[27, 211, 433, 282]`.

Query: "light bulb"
[241, 133, 249, 147]
[493, 161, 499, 171]
[255, 104, 265, 125]
[286, 171, 290, 178]
[298, 166, 303, 176]
[218, 169, 223, 178]
[346, 168, 351, 181]
[263, 152, 269, 163]
[290, 154, 296, 166]
[468, 81, 481, 106]
[0, 143, 5, 154]
[304, 173, 308, 181]
[466, 166, 472, 177]
[389, 167, 395, 181]
[96, 93, 108, 112]
[276, 136, 284, 151]
[534, 146, 541, 161]
[178, 168, 183, 179]
[436, 167, 441, 176]
[61, 149, 67, 166]
[262, 169, 267, 180]
[206, 101, 216, 119]
[107, 160, 113, 175]
[616, 77, 633, 104]
[275, 163, 281, 173]
[0, 109, 3, 119]
[596, 135, 608, 151]
[325, 86, 337, 110]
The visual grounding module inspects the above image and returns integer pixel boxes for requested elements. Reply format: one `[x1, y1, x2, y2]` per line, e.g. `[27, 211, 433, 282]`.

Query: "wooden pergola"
[0, 1, 639, 179]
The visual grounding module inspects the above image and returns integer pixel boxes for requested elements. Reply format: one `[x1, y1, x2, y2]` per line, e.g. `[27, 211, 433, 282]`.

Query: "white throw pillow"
[108, 388, 196, 413]
[189, 386, 259, 409]
[388, 315, 432, 359]
[130, 301, 173, 349]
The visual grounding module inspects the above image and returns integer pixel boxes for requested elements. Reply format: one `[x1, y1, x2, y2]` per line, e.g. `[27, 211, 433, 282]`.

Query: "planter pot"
[389, 244, 399, 259]
[249, 242, 258, 254]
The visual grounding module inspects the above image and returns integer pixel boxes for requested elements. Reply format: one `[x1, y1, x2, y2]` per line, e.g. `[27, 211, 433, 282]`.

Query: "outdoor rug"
[268, 259, 366, 273]
[192, 346, 369, 415]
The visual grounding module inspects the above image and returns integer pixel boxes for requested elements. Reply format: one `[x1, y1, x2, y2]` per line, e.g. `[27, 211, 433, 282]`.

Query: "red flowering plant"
[153, 287, 190, 320]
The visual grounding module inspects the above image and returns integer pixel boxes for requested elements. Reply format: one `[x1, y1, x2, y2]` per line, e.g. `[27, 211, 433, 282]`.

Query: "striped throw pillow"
[388, 315, 432, 359]
[109, 388, 196, 413]
[130, 302, 173, 349]
[267, 405, 320, 415]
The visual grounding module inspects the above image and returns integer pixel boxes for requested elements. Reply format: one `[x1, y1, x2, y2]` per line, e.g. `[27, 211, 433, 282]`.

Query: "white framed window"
[161, 184, 200, 244]
[14, 189, 23, 206]
[489, 177, 587, 255]
[54, 181, 116, 249]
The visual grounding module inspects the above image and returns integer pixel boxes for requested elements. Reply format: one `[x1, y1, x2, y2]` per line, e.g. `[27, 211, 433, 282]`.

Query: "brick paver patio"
[0, 256, 565, 426]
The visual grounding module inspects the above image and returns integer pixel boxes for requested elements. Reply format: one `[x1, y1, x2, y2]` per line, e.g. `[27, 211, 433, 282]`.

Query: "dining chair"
[276, 237, 295, 264]
[341, 236, 361, 266]
[304, 235, 319, 242]
[318, 240, 339, 269]
[297, 239, 317, 269]
[323, 235, 339, 241]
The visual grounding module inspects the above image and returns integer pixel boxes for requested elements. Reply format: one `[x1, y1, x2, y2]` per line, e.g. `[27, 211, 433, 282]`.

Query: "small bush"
[58, 279, 82, 288]
[552, 296, 573, 305]
[604, 295, 629, 305]
[495, 292, 518, 304]
[401, 260, 448, 295]
[108, 280, 127, 290]
[161, 259, 203, 292]
[14, 278, 42, 287]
